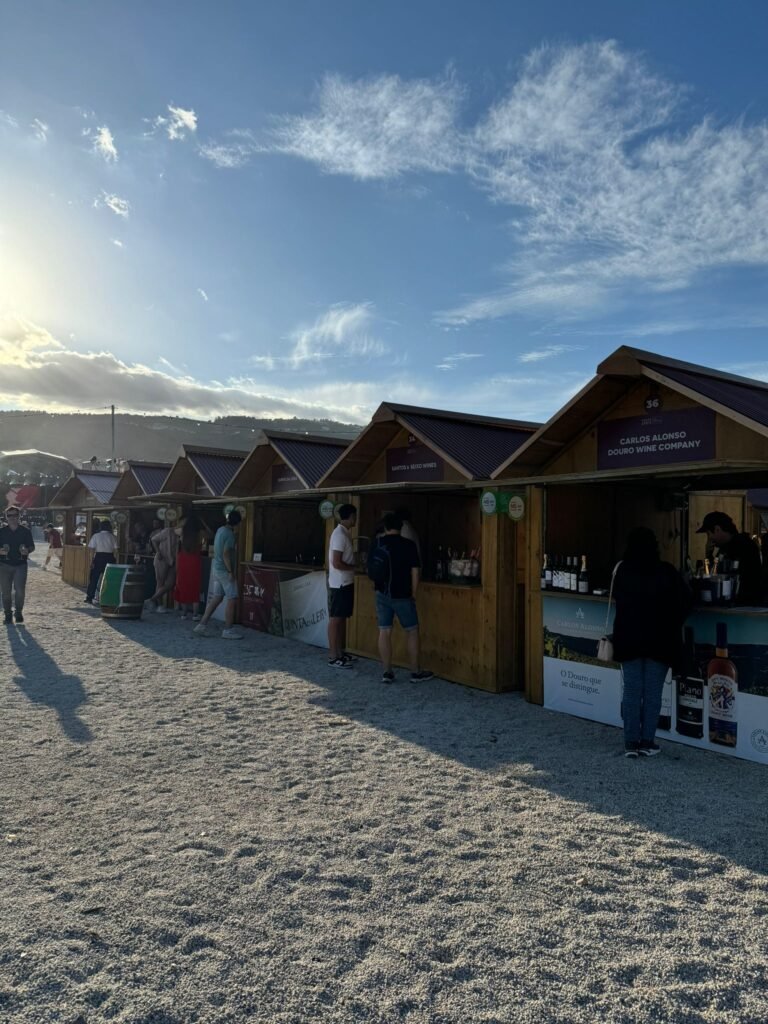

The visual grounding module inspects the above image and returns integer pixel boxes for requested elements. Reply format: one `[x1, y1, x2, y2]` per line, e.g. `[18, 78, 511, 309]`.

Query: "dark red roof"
[187, 452, 245, 496]
[645, 362, 768, 430]
[269, 437, 348, 488]
[397, 411, 538, 480]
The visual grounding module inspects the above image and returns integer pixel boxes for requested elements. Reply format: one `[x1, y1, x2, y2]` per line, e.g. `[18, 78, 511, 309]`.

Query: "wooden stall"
[316, 402, 541, 690]
[48, 471, 123, 587]
[492, 345, 768, 764]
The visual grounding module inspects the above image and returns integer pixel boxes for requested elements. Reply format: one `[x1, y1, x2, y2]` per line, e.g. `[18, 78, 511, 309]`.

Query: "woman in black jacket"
[612, 527, 692, 759]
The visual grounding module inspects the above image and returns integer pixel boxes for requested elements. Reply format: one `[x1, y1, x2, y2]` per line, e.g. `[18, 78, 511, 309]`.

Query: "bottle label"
[678, 679, 704, 710]
[709, 674, 737, 722]
[578, 581, 588, 594]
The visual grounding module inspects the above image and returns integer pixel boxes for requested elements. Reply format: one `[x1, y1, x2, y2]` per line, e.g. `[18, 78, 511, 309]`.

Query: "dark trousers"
[0, 562, 28, 616]
[87, 553, 116, 601]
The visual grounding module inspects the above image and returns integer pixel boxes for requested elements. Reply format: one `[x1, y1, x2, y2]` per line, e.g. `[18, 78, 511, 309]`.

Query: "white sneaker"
[192, 613, 201, 621]
[222, 628, 243, 640]
[179, 612, 190, 620]
[193, 623, 209, 636]
[155, 605, 167, 615]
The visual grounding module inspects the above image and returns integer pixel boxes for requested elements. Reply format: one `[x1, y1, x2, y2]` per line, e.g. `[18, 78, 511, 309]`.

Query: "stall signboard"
[280, 571, 329, 648]
[542, 594, 768, 765]
[480, 490, 526, 519]
[386, 443, 444, 483]
[597, 408, 716, 471]
[271, 464, 301, 493]
[480, 491, 497, 515]
[241, 566, 283, 635]
[319, 499, 335, 519]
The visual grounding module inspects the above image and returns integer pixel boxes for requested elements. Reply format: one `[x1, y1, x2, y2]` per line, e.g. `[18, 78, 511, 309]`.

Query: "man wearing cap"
[697, 511, 762, 605]
[0, 505, 35, 624]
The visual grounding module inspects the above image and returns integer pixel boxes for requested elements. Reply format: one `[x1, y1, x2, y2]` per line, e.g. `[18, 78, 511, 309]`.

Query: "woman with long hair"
[613, 526, 692, 759]
[174, 511, 211, 619]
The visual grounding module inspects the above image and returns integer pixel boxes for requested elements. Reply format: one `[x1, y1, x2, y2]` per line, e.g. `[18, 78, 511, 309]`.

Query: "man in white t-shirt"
[85, 521, 118, 604]
[327, 503, 357, 669]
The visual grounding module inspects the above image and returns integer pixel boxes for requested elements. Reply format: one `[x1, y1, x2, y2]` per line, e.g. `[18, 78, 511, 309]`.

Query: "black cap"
[696, 511, 736, 535]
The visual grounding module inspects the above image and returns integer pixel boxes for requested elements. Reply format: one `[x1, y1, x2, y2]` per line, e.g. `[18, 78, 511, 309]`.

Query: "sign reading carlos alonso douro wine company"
[597, 408, 716, 471]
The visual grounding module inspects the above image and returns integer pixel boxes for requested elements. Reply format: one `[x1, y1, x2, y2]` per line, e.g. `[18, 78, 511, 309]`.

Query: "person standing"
[43, 522, 63, 570]
[0, 506, 35, 624]
[696, 511, 763, 606]
[175, 511, 211, 620]
[613, 527, 692, 758]
[146, 519, 179, 613]
[395, 506, 421, 561]
[85, 520, 118, 605]
[194, 510, 242, 639]
[371, 512, 433, 684]
[327, 504, 357, 669]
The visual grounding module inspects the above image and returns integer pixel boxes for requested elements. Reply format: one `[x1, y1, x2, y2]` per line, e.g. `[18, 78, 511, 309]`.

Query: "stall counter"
[541, 590, 768, 765]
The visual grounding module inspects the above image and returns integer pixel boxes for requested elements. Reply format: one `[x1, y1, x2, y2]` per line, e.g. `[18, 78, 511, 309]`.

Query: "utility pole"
[111, 405, 116, 467]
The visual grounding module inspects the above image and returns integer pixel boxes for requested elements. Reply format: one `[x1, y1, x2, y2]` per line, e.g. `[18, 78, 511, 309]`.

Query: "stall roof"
[226, 430, 350, 494]
[318, 402, 541, 487]
[193, 480, 467, 505]
[162, 444, 247, 497]
[492, 346, 768, 477]
[49, 470, 122, 508]
[130, 461, 173, 495]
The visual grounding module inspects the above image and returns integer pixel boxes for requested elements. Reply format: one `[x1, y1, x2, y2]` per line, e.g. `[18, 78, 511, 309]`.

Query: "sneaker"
[193, 623, 209, 636]
[83, 597, 93, 605]
[192, 613, 201, 621]
[341, 653, 358, 663]
[179, 612, 190, 620]
[155, 605, 167, 615]
[222, 628, 243, 640]
[328, 657, 352, 670]
[639, 743, 661, 757]
[15, 612, 24, 624]
[410, 670, 434, 683]
[381, 670, 395, 684]
[4, 615, 12, 625]
[624, 744, 640, 759]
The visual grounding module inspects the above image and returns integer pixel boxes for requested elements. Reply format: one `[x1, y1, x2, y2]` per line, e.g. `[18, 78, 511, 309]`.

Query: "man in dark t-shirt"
[697, 511, 763, 605]
[0, 505, 35, 624]
[373, 512, 433, 684]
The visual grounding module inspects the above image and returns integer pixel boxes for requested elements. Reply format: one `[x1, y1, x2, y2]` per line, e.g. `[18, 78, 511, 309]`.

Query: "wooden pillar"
[524, 485, 545, 704]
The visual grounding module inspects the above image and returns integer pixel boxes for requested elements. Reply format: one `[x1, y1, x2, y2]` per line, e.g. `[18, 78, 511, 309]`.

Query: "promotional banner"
[386, 443, 444, 483]
[597, 408, 716, 470]
[279, 571, 329, 648]
[542, 593, 768, 765]
[241, 566, 283, 634]
[271, 464, 301, 493]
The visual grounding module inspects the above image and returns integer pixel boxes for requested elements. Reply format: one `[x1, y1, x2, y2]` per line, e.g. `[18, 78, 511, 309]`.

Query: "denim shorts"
[211, 570, 238, 600]
[375, 591, 418, 631]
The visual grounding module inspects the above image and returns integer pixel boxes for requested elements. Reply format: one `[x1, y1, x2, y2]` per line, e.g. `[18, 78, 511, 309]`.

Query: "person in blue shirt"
[194, 510, 242, 639]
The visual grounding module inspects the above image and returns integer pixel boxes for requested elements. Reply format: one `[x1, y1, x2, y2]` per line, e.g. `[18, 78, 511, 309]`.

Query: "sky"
[1, 0, 768, 427]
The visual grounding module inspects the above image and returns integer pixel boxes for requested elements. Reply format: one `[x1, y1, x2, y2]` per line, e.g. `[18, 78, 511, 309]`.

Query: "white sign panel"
[279, 571, 329, 648]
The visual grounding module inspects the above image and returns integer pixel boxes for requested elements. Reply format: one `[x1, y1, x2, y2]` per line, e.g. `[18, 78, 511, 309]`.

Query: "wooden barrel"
[99, 563, 145, 620]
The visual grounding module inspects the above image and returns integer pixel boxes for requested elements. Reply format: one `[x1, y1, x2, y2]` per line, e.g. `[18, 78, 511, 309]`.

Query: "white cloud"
[519, 344, 584, 363]
[30, 118, 49, 142]
[435, 352, 483, 370]
[199, 133, 256, 168]
[197, 288, 209, 302]
[155, 104, 198, 140]
[111, 239, 124, 248]
[270, 72, 464, 180]
[93, 124, 118, 161]
[0, 110, 19, 129]
[94, 191, 130, 218]
[252, 302, 389, 371]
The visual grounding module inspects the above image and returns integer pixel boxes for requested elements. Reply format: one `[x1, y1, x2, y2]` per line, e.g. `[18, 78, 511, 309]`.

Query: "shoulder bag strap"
[603, 561, 622, 633]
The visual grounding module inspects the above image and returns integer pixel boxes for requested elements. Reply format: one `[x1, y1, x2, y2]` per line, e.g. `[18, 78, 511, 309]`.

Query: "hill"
[0, 411, 361, 466]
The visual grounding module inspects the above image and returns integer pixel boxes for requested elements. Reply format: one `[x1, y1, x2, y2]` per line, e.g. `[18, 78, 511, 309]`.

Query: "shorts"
[328, 583, 354, 619]
[211, 569, 238, 600]
[375, 591, 418, 631]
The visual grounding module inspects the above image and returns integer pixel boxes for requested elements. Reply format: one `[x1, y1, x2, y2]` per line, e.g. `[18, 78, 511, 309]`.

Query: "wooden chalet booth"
[317, 402, 540, 691]
[209, 430, 350, 642]
[492, 345, 768, 766]
[49, 471, 122, 587]
[133, 445, 247, 615]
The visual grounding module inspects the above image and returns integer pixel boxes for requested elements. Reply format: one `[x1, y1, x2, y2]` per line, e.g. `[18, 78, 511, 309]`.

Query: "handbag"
[597, 562, 621, 662]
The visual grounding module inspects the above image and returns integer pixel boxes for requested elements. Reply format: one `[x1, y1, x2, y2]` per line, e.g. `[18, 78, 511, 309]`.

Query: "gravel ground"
[2, 561, 768, 1024]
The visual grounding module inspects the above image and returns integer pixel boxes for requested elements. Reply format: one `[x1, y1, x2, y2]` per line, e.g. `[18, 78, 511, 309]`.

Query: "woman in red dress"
[174, 513, 210, 619]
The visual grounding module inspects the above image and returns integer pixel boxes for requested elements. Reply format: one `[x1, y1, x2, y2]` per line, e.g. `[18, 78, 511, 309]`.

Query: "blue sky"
[1, 0, 768, 425]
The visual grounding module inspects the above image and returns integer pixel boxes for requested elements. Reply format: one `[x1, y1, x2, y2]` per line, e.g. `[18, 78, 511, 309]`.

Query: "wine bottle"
[577, 555, 589, 595]
[435, 546, 444, 581]
[541, 554, 550, 590]
[658, 669, 672, 731]
[569, 556, 578, 592]
[708, 622, 738, 747]
[552, 555, 560, 590]
[676, 626, 704, 739]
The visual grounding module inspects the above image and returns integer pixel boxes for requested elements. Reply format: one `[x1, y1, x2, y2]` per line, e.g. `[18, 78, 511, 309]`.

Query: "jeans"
[621, 658, 669, 747]
[87, 553, 116, 601]
[0, 562, 27, 616]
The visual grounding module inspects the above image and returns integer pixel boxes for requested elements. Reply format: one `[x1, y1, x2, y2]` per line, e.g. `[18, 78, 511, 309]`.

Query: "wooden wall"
[358, 426, 467, 486]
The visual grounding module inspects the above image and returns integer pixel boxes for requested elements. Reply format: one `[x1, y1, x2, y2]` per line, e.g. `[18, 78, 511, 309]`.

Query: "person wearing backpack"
[370, 512, 433, 684]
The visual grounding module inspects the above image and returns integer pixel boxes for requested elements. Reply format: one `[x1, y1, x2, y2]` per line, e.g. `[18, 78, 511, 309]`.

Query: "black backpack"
[367, 539, 392, 591]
